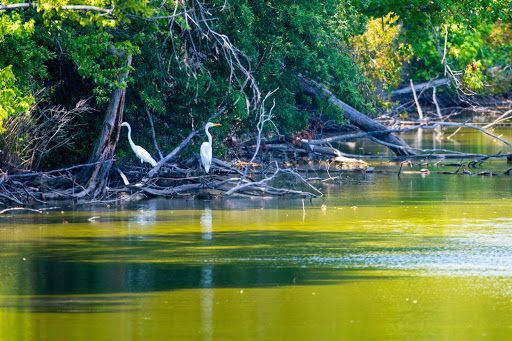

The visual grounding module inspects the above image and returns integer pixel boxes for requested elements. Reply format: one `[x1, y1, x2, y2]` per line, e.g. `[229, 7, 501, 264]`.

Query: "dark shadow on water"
[0, 230, 455, 298]
[0, 228, 503, 313]
[0, 295, 137, 314]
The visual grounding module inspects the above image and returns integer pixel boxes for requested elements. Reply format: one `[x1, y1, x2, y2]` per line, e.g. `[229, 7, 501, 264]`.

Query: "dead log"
[391, 78, 450, 98]
[76, 52, 132, 198]
[299, 76, 415, 156]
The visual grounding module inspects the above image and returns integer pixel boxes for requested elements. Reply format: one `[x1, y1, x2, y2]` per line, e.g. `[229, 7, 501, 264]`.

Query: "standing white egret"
[200, 122, 221, 174]
[121, 122, 157, 167]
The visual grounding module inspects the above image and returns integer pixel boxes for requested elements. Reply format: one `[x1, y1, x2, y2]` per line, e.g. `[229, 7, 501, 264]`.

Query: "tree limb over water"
[391, 78, 451, 98]
[299, 75, 416, 156]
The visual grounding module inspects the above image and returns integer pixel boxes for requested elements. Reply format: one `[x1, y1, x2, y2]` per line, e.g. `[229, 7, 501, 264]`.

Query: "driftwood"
[2, 110, 511, 207]
[1, 143, 511, 208]
[0, 206, 59, 215]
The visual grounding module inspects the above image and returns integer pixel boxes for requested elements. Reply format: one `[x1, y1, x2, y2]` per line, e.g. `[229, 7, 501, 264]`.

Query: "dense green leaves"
[0, 11, 34, 42]
[0, 0, 511, 170]
[0, 66, 34, 132]
[371, 0, 512, 86]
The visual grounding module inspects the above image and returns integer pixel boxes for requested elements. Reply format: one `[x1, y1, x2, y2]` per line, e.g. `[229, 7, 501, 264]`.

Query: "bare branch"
[410, 79, 423, 120]
[237, 89, 278, 186]
[9, 159, 116, 179]
[158, 1, 261, 113]
[142, 105, 226, 181]
[225, 160, 322, 198]
[145, 108, 164, 160]
[304, 121, 512, 149]
[391, 78, 450, 98]
[0, 3, 114, 15]
[483, 109, 512, 129]
[432, 87, 442, 119]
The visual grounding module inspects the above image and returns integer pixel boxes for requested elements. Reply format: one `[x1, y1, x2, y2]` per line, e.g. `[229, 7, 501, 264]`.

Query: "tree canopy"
[0, 0, 511, 171]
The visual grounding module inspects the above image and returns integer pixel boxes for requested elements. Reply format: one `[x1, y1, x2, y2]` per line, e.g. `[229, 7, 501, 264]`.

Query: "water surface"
[2, 127, 512, 340]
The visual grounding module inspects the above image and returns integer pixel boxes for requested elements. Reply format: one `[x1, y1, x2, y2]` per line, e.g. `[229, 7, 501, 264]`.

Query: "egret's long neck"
[205, 127, 212, 146]
[126, 125, 136, 150]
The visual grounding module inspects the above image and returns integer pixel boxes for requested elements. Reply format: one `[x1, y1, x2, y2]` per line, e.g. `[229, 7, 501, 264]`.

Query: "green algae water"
[2, 124, 512, 340]
[2, 169, 512, 340]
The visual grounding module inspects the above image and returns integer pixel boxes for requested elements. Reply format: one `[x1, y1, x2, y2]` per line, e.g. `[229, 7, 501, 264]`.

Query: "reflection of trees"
[1, 196, 510, 300]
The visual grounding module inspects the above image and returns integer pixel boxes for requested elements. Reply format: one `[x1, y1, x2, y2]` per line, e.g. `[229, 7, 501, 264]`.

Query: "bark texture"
[76, 54, 132, 198]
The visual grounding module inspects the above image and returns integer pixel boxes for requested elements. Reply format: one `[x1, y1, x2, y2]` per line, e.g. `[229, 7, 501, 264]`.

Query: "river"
[1, 126, 512, 340]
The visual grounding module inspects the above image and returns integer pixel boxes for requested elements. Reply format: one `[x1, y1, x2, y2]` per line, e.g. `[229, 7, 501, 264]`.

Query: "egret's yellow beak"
[212, 123, 221, 126]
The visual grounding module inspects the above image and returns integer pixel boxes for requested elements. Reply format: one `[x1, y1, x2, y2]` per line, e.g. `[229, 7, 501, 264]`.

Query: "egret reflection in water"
[200, 207, 214, 341]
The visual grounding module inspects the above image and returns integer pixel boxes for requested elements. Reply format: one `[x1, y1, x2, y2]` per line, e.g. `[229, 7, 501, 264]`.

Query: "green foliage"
[0, 11, 38, 132]
[0, 0, 150, 164]
[462, 61, 484, 90]
[349, 12, 412, 108]
[213, 0, 366, 126]
[370, 0, 512, 92]
[1, 0, 512, 171]
[0, 11, 34, 42]
[0, 66, 34, 132]
[484, 22, 512, 94]
[66, 29, 140, 102]
[121, 0, 367, 159]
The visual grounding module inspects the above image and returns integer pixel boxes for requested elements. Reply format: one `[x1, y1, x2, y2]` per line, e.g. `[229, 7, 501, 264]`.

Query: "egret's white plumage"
[121, 122, 157, 167]
[200, 122, 221, 173]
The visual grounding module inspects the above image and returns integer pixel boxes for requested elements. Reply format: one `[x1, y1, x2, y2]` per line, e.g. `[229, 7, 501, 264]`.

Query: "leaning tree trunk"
[76, 52, 132, 198]
[299, 76, 416, 156]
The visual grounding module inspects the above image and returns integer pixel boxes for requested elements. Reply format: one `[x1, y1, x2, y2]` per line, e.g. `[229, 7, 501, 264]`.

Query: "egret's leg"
[201, 168, 206, 188]
[204, 170, 215, 188]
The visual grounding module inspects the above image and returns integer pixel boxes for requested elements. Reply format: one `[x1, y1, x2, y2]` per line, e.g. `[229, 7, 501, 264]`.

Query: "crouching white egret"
[200, 122, 221, 174]
[121, 122, 157, 168]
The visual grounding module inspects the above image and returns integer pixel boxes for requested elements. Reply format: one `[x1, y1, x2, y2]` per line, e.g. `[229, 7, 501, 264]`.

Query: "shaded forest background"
[1, 0, 511, 173]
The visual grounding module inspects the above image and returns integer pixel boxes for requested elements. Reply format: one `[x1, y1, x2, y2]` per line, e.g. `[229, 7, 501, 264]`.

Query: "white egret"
[121, 122, 157, 167]
[200, 122, 221, 173]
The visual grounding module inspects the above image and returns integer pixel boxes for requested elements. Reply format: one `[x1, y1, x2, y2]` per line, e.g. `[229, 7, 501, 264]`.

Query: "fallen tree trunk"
[299, 76, 415, 156]
[391, 78, 450, 98]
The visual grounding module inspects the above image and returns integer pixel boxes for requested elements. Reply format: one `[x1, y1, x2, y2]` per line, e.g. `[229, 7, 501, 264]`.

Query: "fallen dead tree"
[3, 105, 512, 207]
[0, 92, 326, 207]
[299, 75, 416, 156]
[116, 164, 323, 199]
[298, 120, 512, 157]
[391, 78, 450, 99]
